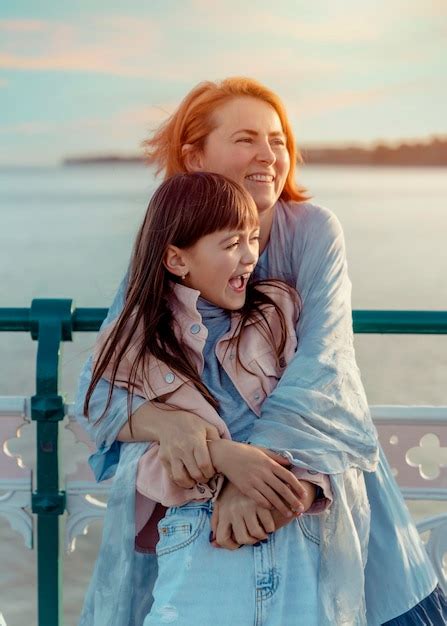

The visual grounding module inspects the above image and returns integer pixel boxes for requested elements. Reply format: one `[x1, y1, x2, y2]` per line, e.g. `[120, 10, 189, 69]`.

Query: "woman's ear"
[163, 245, 189, 279]
[182, 144, 204, 172]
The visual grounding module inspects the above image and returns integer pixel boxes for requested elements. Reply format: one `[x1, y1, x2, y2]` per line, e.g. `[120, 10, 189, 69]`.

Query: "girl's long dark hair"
[84, 172, 300, 431]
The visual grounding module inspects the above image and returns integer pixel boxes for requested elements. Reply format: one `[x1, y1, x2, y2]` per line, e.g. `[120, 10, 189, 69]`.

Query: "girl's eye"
[271, 138, 286, 146]
[250, 235, 260, 242]
[236, 137, 252, 143]
[226, 241, 239, 249]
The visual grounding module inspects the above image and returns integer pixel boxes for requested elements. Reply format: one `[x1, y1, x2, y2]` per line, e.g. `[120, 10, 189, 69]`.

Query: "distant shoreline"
[63, 136, 447, 167]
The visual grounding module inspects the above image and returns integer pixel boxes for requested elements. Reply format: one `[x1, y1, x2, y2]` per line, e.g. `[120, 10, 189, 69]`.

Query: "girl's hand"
[128, 402, 221, 488]
[208, 439, 307, 518]
[210, 481, 319, 550]
[210, 482, 277, 550]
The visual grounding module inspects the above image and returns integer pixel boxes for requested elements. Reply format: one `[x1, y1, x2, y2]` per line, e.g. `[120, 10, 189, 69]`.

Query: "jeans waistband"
[167, 499, 214, 516]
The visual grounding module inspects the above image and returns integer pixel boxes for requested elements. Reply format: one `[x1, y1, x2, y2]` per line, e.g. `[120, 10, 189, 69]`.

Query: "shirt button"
[307, 469, 318, 475]
[190, 324, 201, 334]
[164, 372, 175, 384]
[253, 391, 261, 401]
[229, 353, 235, 360]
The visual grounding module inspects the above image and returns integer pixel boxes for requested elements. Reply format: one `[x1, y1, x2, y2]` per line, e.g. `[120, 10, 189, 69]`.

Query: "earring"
[181, 273, 186, 280]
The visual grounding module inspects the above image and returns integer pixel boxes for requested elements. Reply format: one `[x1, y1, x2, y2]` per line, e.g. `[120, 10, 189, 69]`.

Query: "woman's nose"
[256, 140, 276, 164]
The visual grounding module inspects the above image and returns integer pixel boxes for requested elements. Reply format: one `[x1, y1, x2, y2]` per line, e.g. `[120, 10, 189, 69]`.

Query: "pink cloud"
[292, 80, 435, 120]
[0, 16, 161, 77]
[0, 19, 47, 32]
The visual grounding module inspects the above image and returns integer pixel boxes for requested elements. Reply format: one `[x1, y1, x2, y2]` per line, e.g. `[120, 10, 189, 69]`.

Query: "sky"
[0, 0, 446, 165]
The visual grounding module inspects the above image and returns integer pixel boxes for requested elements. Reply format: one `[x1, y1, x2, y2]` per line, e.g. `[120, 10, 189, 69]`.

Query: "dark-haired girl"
[79, 172, 356, 626]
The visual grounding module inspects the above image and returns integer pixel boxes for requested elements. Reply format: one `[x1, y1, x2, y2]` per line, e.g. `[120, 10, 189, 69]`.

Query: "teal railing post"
[30, 299, 74, 626]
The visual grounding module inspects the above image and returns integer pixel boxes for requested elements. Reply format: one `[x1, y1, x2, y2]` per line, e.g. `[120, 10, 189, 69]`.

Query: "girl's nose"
[242, 245, 259, 266]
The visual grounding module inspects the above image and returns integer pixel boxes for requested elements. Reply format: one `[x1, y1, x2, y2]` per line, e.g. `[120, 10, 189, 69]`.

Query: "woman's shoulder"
[280, 199, 343, 238]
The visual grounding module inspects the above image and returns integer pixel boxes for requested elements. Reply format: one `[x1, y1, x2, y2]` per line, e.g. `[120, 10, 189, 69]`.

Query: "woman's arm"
[208, 439, 307, 518]
[248, 204, 378, 474]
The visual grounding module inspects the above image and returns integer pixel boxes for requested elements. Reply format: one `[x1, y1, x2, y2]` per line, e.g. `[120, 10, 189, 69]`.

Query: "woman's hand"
[119, 401, 220, 488]
[208, 439, 307, 518]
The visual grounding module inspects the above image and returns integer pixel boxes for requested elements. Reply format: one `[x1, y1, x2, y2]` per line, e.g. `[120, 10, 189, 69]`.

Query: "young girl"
[81, 172, 346, 626]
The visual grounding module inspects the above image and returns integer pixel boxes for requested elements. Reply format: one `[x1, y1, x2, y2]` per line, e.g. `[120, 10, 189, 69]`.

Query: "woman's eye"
[271, 138, 286, 146]
[226, 241, 239, 249]
[236, 137, 252, 143]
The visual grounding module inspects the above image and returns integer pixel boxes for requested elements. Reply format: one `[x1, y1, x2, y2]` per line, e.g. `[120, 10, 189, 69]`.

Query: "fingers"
[170, 458, 196, 488]
[274, 466, 308, 499]
[193, 445, 216, 482]
[214, 521, 240, 550]
[267, 474, 306, 513]
[257, 508, 276, 534]
[245, 515, 268, 542]
[254, 483, 295, 518]
[247, 489, 275, 510]
[230, 518, 259, 547]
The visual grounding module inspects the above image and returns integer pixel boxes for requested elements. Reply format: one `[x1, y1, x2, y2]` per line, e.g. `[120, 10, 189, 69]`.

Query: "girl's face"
[186, 97, 290, 216]
[181, 224, 260, 310]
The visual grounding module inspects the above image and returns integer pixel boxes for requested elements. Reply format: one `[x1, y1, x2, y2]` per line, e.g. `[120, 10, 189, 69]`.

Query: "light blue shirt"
[76, 200, 437, 625]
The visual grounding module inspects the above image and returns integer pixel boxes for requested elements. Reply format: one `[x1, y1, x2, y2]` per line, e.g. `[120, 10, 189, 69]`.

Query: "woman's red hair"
[142, 77, 308, 203]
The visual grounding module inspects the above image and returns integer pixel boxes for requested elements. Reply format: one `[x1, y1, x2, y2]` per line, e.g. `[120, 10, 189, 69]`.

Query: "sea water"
[0, 164, 446, 624]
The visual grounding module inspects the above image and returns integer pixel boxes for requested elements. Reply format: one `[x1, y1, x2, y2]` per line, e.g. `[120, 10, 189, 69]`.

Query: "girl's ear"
[163, 245, 189, 278]
[182, 144, 205, 173]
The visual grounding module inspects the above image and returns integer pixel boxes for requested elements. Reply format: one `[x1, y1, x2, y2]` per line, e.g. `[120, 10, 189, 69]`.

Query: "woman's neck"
[258, 205, 275, 253]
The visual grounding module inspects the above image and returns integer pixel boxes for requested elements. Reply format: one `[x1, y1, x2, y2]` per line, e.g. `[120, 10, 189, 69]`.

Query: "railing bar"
[0, 396, 28, 416]
[1, 309, 447, 334]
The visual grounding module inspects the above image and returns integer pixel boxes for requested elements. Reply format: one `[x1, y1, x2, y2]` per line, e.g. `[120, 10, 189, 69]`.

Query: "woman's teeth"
[246, 174, 274, 183]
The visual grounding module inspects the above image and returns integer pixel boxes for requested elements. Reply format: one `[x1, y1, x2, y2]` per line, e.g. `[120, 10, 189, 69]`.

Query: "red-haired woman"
[76, 78, 446, 625]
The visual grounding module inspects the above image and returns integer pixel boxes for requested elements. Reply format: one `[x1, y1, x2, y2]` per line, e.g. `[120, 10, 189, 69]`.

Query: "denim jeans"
[143, 500, 320, 626]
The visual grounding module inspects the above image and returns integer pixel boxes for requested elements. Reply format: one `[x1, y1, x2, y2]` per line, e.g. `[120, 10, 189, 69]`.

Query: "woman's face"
[188, 97, 290, 215]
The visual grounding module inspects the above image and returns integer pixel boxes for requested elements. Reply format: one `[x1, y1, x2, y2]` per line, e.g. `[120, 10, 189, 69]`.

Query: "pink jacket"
[95, 282, 332, 542]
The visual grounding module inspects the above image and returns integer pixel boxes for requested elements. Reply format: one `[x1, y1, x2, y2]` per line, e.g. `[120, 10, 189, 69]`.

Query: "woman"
[76, 77, 445, 625]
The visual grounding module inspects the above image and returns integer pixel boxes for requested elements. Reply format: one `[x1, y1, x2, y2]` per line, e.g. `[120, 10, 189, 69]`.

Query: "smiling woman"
[75, 77, 447, 626]
[142, 78, 306, 251]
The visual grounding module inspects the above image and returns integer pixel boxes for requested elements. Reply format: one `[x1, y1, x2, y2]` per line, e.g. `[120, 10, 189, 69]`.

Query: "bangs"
[205, 187, 259, 235]
[168, 173, 260, 249]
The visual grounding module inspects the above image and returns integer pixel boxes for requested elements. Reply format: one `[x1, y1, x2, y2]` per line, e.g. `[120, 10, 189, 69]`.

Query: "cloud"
[0, 102, 176, 143]
[292, 79, 438, 121]
[0, 16, 161, 77]
[0, 9, 373, 82]
[0, 19, 47, 32]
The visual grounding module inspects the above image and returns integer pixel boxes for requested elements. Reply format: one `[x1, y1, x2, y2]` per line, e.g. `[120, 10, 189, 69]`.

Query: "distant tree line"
[302, 136, 447, 166]
[63, 137, 447, 167]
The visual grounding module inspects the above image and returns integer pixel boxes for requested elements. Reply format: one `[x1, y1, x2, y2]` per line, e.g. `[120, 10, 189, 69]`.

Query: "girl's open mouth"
[228, 273, 250, 293]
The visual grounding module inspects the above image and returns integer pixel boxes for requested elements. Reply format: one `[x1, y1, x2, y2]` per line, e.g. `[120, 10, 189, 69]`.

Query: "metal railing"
[1, 299, 447, 626]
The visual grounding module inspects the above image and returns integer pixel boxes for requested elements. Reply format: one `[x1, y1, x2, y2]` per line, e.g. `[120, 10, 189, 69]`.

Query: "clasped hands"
[154, 409, 315, 550]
